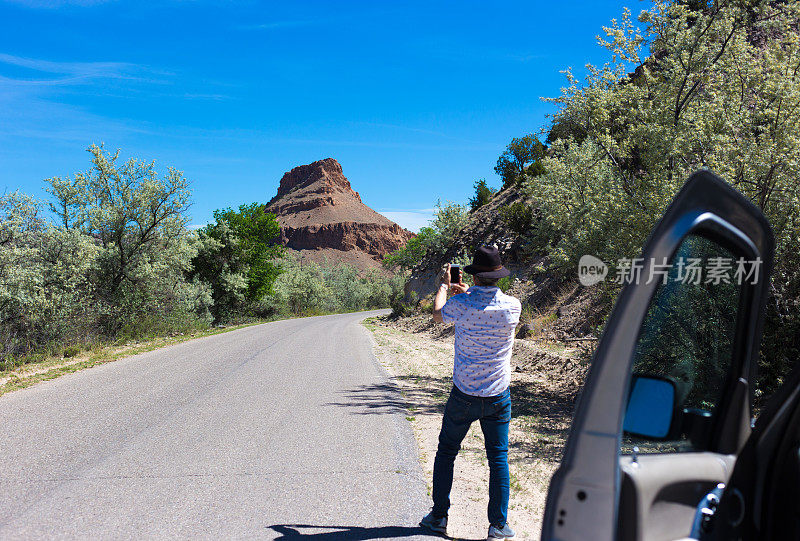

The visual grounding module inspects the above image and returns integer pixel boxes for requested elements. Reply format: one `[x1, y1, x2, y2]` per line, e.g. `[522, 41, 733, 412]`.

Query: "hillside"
[404, 185, 605, 341]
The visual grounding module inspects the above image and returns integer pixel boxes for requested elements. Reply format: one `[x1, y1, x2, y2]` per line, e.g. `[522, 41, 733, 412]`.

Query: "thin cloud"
[0, 53, 135, 76]
[359, 121, 451, 139]
[0, 74, 84, 87]
[268, 137, 496, 152]
[0, 53, 160, 87]
[182, 93, 231, 101]
[417, 38, 548, 65]
[238, 19, 324, 31]
[2, 0, 114, 8]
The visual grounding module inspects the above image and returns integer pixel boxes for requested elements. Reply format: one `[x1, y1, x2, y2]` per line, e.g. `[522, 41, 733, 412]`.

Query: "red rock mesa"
[266, 158, 414, 271]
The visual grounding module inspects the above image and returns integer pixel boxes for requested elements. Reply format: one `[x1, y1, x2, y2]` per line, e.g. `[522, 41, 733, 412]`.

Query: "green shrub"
[268, 254, 404, 317]
[496, 276, 512, 292]
[499, 202, 534, 235]
[0, 192, 98, 358]
[428, 201, 469, 257]
[390, 290, 417, 318]
[383, 201, 469, 273]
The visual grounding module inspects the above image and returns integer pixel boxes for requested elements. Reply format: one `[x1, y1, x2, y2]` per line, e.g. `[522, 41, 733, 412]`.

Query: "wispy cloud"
[182, 92, 230, 101]
[0, 53, 168, 145]
[0, 53, 134, 76]
[238, 19, 324, 31]
[0, 93, 157, 145]
[2, 0, 114, 8]
[0, 52, 159, 87]
[359, 121, 450, 139]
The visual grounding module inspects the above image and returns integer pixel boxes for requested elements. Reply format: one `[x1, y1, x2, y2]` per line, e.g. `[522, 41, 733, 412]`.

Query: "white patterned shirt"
[440, 286, 522, 397]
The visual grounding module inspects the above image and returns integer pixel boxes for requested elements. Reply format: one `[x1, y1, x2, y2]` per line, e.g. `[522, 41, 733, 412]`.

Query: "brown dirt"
[363, 314, 588, 540]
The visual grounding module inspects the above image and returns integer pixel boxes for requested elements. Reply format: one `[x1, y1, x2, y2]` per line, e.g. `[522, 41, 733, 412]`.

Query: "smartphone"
[449, 264, 461, 283]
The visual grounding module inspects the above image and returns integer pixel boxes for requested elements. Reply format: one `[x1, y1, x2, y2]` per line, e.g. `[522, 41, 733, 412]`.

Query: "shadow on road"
[267, 523, 460, 539]
[326, 376, 573, 464]
[323, 375, 449, 416]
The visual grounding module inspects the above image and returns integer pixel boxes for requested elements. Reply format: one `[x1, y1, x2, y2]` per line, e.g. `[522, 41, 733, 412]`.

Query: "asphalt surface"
[0, 310, 441, 540]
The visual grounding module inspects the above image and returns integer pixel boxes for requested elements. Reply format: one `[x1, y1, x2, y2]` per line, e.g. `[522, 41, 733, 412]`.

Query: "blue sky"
[0, 0, 643, 231]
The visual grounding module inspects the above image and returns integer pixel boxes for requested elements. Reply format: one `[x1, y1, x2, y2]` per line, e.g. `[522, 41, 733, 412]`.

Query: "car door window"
[621, 234, 744, 453]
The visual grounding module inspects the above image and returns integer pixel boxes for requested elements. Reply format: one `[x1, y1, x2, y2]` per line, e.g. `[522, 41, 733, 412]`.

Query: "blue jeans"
[431, 385, 511, 528]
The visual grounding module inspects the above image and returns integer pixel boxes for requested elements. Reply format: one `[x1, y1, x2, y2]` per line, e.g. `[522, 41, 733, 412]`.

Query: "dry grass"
[0, 322, 265, 397]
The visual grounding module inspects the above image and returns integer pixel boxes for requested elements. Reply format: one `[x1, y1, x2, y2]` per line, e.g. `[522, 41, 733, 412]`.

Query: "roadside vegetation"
[382, 200, 470, 273]
[383, 0, 800, 400]
[1, 144, 403, 375]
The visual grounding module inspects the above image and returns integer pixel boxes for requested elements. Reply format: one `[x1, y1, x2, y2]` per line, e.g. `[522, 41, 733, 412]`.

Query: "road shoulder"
[363, 315, 586, 540]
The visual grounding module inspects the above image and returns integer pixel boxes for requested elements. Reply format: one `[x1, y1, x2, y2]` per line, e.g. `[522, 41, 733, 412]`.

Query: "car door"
[708, 339, 800, 539]
[540, 170, 775, 541]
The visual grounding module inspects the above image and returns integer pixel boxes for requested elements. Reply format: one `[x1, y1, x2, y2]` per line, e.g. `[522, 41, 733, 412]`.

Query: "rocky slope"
[405, 185, 536, 298]
[266, 158, 414, 271]
[404, 185, 604, 340]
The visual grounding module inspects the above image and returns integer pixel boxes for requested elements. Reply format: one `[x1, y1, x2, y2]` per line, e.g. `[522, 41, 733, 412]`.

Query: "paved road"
[0, 311, 440, 540]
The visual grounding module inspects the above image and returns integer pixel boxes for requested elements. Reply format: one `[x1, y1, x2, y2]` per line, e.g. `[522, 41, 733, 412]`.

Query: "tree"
[270, 257, 330, 315]
[210, 203, 283, 301]
[0, 192, 97, 357]
[469, 179, 497, 211]
[191, 203, 283, 321]
[499, 201, 534, 235]
[383, 227, 436, 272]
[428, 201, 470, 256]
[383, 201, 469, 271]
[45, 144, 209, 332]
[495, 134, 547, 189]
[529, 0, 800, 398]
[46, 144, 192, 296]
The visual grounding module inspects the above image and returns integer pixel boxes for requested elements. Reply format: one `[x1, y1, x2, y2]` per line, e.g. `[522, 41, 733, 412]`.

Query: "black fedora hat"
[463, 245, 510, 280]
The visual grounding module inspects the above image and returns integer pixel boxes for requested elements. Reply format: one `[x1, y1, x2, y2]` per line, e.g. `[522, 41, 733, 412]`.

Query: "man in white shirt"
[420, 246, 521, 541]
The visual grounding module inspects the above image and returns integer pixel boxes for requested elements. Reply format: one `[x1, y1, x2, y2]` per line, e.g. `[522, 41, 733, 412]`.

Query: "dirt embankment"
[364, 314, 589, 540]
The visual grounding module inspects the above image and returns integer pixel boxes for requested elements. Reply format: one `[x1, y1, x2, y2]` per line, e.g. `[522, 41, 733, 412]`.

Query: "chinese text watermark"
[578, 256, 762, 286]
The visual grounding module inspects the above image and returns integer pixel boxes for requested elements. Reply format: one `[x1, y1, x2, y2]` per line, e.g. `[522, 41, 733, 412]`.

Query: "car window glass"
[621, 234, 742, 454]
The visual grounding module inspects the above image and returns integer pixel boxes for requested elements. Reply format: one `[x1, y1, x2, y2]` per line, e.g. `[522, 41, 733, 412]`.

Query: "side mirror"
[623, 374, 682, 440]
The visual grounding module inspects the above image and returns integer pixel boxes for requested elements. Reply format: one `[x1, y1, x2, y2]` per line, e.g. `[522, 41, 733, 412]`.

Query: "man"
[420, 246, 521, 541]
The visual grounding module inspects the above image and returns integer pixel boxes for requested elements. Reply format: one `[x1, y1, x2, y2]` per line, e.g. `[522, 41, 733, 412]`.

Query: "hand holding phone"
[449, 264, 461, 284]
[449, 264, 469, 294]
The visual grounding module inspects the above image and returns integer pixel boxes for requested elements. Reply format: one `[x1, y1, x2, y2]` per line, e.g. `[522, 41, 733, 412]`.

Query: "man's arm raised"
[432, 264, 451, 323]
[433, 263, 469, 323]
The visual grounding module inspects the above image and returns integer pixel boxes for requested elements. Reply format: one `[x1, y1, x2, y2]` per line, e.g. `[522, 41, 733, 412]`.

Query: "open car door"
[540, 170, 775, 541]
